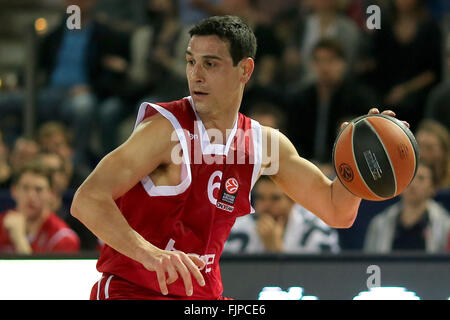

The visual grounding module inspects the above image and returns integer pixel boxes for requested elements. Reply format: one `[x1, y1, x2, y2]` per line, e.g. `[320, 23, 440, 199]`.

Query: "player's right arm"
[70, 113, 205, 296]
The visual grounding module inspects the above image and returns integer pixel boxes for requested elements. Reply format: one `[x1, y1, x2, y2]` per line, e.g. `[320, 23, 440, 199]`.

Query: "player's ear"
[239, 57, 254, 84]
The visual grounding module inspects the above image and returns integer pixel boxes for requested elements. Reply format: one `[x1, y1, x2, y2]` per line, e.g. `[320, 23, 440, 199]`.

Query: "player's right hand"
[141, 248, 206, 296]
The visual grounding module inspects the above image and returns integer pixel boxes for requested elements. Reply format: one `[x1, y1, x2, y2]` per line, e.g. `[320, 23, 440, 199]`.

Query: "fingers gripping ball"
[332, 114, 419, 201]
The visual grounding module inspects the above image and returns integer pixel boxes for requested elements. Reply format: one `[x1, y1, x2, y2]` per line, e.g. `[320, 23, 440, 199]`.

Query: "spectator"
[274, 15, 308, 92]
[0, 160, 80, 254]
[223, 175, 340, 254]
[94, 0, 149, 30]
[37, 122, 84, 189]
[139, 0, 190, 101]
[184, 0, 267, 26]
[287, 38, 377, 163]
[177, 0, 223, 26]
[8, 137, 40, 174]
[241, 53, 285, 115]
[36, 152, 99, 251]
[40, 0, 131, 165]
[246, 102, 288, 134]
[35, 152, 70, 216]
[425, 82, 450, 133]
[364, 161, 450, 253]
[415, 120, 450, 190]
[246, 100, 335, 178]
[0, 130, 12, 188]
[369, 0, 442, 129]
[424, 41, 450, 132]
[0, 0, 131, 170]
[299, 0, 361, 79]
[447, 230, 450, 252]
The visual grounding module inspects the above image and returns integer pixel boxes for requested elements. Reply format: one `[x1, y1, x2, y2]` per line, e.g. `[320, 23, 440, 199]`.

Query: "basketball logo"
[225, 178, 239, 194]
[398, 143, 409, 160]
[339, 163, 354, 182]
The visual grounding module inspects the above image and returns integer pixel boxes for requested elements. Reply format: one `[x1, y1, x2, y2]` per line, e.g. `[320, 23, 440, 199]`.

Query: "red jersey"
[96, 96, 262, 299]
[0, 211, 80, 253]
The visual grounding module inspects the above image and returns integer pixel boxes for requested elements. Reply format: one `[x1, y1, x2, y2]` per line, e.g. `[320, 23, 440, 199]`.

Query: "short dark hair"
[313, 38, 346, 61]
[12, 160, 53, 189]
[189, 15, 257, 66]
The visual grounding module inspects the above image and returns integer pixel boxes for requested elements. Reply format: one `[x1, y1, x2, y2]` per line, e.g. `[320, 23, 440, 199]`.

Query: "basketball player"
[71, 15, 402, 299]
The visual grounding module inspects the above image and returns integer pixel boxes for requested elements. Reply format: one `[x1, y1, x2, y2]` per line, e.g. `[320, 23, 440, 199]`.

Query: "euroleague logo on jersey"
[225, 178, 239, 194]
[208, 171, 239, 213]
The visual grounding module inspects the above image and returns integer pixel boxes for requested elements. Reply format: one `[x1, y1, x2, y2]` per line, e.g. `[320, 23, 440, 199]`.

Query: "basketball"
[332, 114, 420, 201]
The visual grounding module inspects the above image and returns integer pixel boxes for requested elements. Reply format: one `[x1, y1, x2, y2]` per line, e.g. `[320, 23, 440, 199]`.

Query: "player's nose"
[190, 64, 205, 83]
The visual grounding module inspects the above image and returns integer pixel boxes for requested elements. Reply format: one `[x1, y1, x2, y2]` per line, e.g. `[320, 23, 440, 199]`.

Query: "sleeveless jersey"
[96, 96, 262, 299]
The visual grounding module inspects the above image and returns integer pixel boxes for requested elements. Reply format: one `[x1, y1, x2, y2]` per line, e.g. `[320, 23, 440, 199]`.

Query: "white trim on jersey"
[46, 228, 78, 251]
[187, 96, 238, 156]
[96, 276, 104, 300]
[249, 119, 263, 214]
[134, 102, 192, 197]
[104, 275, 114, 299]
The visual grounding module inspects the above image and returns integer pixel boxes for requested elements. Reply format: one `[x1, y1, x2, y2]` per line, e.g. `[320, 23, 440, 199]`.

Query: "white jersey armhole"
[249, 119, 262, 214]
[134, 102, 192, 197]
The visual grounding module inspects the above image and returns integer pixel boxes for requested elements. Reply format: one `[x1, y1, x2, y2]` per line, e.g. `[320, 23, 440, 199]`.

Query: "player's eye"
[186, 59, 195, 65]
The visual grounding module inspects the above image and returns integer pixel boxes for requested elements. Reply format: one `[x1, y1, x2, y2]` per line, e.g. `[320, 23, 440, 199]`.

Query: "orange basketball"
[332, 114, 419, 201]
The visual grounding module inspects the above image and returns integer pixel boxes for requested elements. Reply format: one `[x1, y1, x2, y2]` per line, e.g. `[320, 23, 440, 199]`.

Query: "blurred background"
[0, 0, 449, 299]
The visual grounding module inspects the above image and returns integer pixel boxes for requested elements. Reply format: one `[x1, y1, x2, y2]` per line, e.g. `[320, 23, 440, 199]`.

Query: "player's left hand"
[339, 108, 410, 131]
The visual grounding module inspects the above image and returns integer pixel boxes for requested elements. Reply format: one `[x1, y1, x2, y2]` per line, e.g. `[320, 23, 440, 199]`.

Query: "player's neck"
[195, 102, 240, 140]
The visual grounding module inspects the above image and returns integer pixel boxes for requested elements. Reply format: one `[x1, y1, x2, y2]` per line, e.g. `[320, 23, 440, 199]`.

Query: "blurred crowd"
[0, 0, 449, 255]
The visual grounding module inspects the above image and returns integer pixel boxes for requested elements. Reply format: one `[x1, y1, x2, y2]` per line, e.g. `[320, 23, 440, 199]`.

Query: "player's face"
[254, 180, 293, 219]
[402, 164, 435, 205]
[186, 35, 252, 114]
[12, 173, 52, 220]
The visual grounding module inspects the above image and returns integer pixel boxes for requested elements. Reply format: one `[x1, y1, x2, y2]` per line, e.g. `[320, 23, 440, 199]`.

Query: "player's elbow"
[70, 185, 92, 222]
[70, 189, 84, 220]
[334, 216, 356, 229]
[327, 210, 357, 229]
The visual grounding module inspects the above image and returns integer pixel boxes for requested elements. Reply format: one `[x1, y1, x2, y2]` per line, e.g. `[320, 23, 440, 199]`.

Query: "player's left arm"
[263, 126, 360, 228]
[263, 108, 401, 229]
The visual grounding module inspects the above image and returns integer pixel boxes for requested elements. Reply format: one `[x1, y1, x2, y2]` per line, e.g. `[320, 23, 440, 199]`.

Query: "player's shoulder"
[147, 96, 193, 118]
[137, 97, 194, 129]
